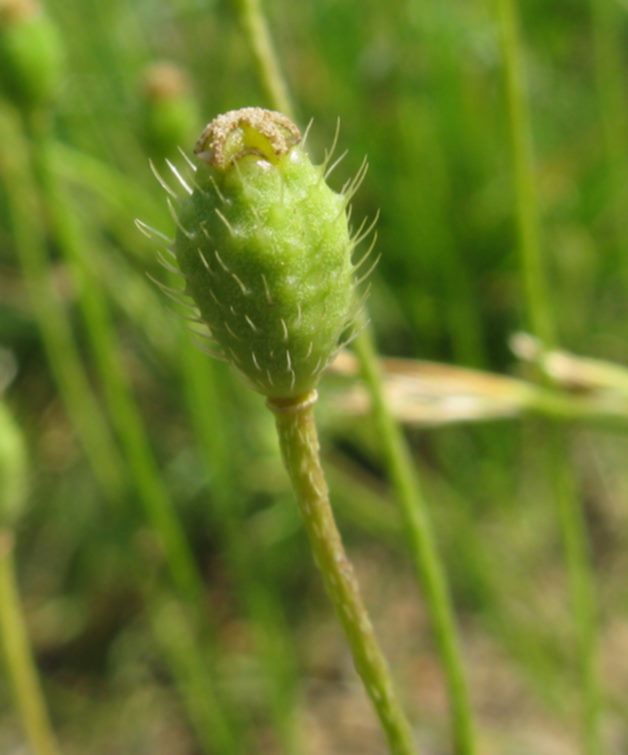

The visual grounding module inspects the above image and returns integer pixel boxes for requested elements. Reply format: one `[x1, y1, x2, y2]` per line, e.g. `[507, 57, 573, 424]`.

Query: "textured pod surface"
[174, 108, 356, 400]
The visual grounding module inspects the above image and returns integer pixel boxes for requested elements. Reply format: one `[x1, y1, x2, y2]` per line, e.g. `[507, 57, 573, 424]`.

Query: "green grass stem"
[495, 1, 602, 751]
[549, 432, 600, 755]
[150, 597, 243, 755]
[0, 530, 60, 755]
[232, 0, 293, 117]
[590, 0, 628, 269]
[353, 328, 476, 755]
[495, 0, 555, 347]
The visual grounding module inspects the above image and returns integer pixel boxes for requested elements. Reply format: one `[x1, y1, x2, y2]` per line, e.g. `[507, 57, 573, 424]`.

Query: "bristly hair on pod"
[139, 107, 378, 401]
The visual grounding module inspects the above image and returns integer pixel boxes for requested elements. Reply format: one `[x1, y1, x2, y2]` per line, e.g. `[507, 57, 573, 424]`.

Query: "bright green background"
[1, 0, 627, 753]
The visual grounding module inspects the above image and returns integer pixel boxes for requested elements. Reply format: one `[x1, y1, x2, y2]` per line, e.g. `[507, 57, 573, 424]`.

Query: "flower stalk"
[269, 392, 417, 755]
[168, 107, 417, 753]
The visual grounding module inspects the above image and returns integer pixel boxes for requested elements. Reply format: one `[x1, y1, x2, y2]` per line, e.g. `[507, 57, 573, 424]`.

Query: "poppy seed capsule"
[174, 108, 357, 401]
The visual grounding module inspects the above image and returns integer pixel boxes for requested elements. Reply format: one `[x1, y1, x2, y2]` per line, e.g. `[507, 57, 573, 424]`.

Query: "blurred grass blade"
[0, 110, 125, 500]
[21, 110, 203, 603]
[0, 531, 60, 755]
[495, 1, 602, 750]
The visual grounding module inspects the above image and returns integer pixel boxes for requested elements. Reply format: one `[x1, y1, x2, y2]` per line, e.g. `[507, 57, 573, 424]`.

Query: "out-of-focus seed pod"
[172, 107, 362, 401]
[0, 0, 63, 113]
[0, 401, 28, 528]
[139, 62, 198, 162]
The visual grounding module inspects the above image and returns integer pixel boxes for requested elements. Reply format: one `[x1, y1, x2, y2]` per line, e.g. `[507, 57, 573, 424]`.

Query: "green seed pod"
[139, 62, 198, 162]
[0, 401, 28, 528]
[171, 107, 371, 401]
[0, 0, 63, 113]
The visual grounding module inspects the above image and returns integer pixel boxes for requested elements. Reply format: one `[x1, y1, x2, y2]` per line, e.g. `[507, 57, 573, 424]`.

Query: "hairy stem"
[0, 531, 60, 755]
[269, 393, 417, 755]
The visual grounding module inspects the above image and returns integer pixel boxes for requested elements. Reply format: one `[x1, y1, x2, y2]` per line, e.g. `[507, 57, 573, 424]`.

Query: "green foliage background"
[1, 0, 627, 753]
